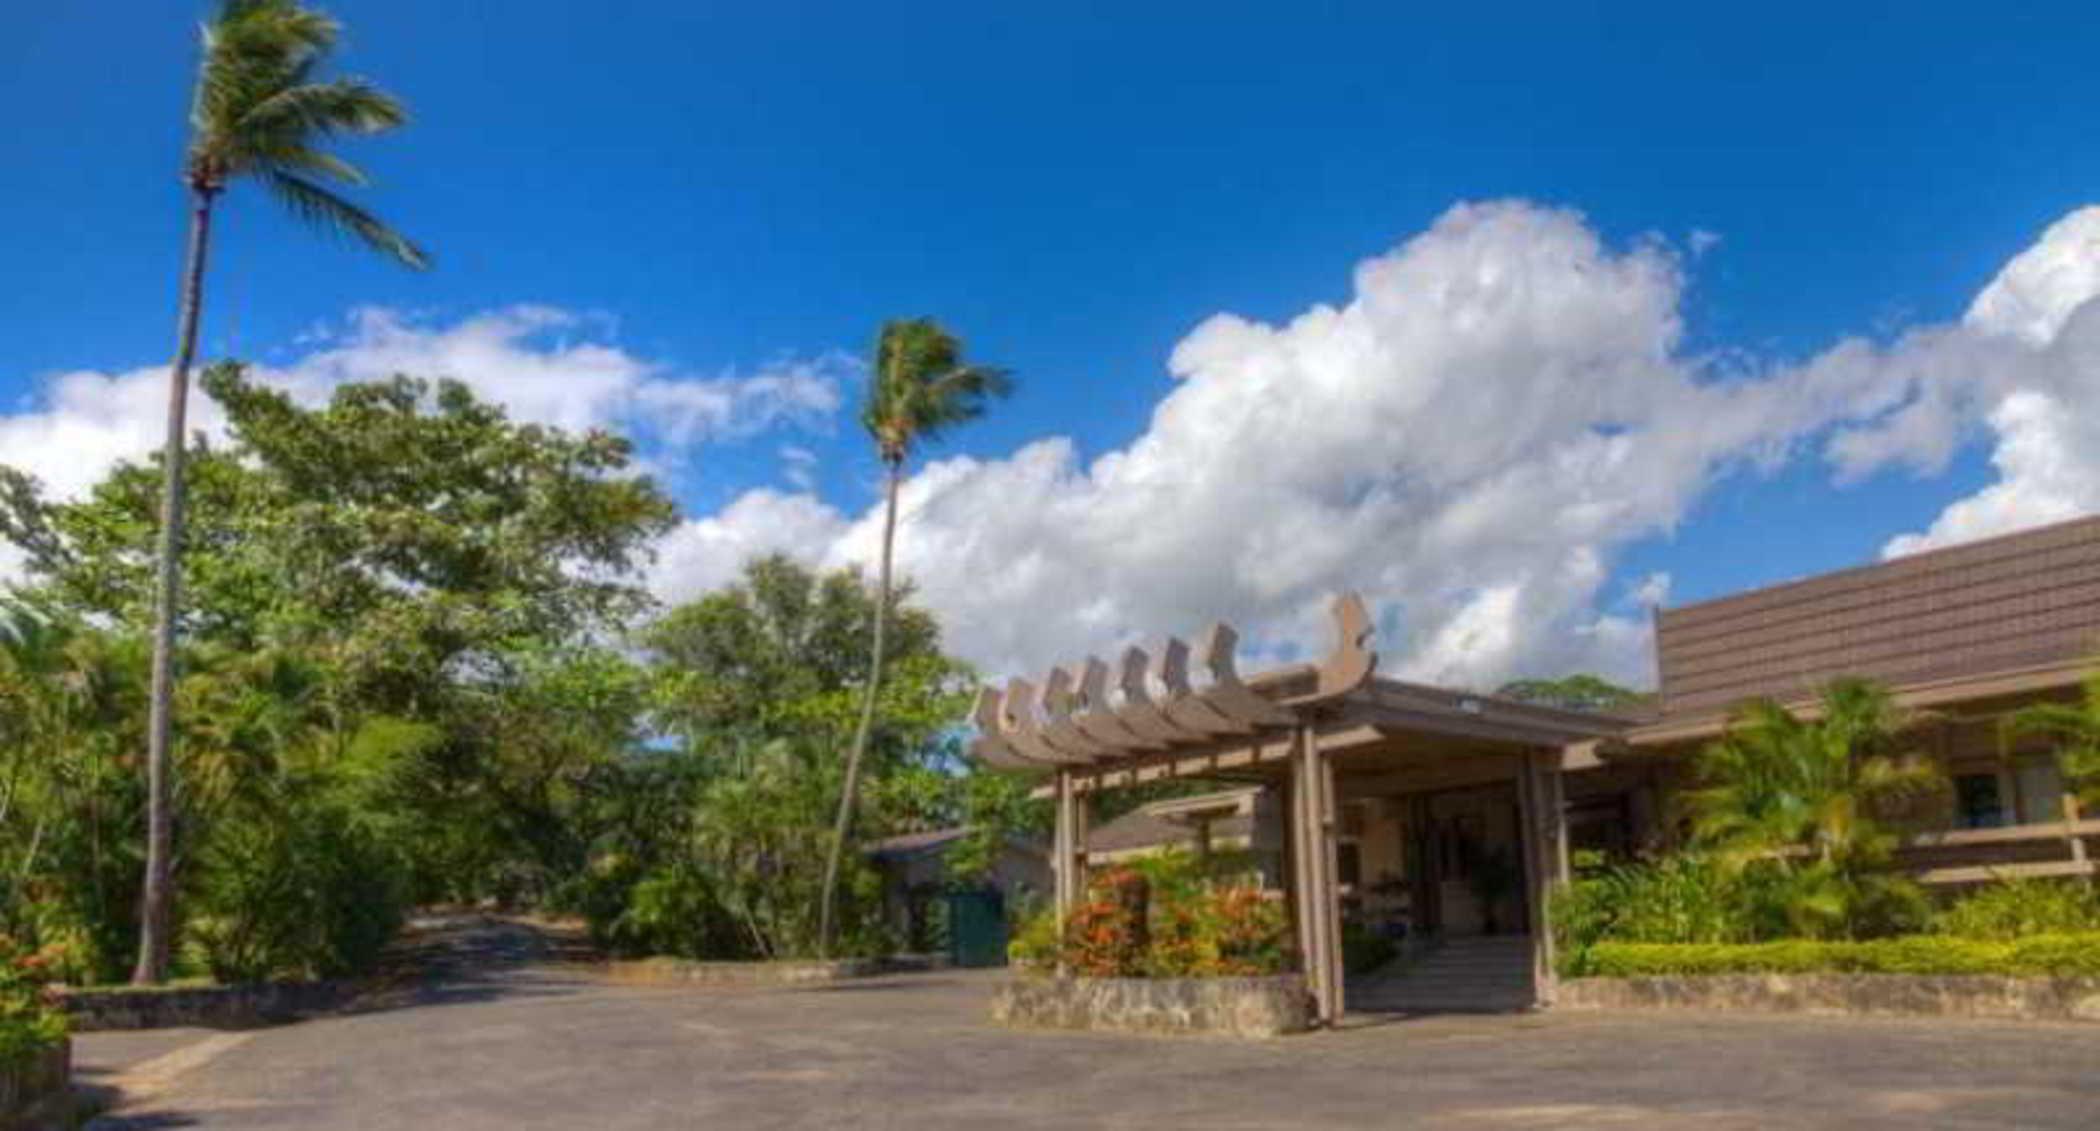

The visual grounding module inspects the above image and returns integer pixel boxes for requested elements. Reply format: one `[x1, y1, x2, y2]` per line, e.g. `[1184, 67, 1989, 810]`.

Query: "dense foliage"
[1679, 679, 1944, 940]
[1017, 854, 1292, 978]
[562, 555, 1014, 960]
[1, 368, 1017, 981]
[1579, 934, 2100, 978]
[1553, 679, 1968, 975]
[0, 935, 67, 1063]
[1934, 878, 2100, 941]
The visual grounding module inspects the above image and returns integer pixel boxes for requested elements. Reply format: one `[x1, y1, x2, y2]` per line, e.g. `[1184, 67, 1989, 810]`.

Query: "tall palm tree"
[816, 319, 1010, 954]
[1684, 678, 1946, 937]
[2004, 667, 2100, 811]
[135, 0, 426, 984]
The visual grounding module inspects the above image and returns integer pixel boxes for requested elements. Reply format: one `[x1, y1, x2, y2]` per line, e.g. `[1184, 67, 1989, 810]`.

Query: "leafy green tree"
[1496, 673, 1645, 714]
[943, 771, 1046, 885]
[2003, 668, 2100, 811]
[3, 366, 675, 949]
[566, 557, 982, 959]
[137, 0, 427, 982]
[643, 554, 950, 756]
[1684, 679, 1945, 938]
[820, 320, 1010, 954]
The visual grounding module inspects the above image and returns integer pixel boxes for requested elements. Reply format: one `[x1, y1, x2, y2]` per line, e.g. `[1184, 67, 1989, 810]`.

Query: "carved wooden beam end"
[1311, 591, 1377, 700]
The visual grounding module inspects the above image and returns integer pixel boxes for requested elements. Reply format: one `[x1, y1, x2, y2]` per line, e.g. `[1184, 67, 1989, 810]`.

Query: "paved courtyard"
[73, 924, 2100, 1129]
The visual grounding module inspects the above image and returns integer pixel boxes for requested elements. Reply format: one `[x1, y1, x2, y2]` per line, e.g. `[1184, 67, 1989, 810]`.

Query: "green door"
[945, 889, 1008, 968]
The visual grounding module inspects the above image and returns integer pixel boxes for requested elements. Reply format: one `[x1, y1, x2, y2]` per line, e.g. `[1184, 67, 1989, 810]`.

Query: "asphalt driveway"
[74, 923, 2100, 1129]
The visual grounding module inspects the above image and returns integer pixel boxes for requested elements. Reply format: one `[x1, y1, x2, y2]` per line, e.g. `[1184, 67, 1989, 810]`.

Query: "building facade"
[970, 514, 2100, 1021]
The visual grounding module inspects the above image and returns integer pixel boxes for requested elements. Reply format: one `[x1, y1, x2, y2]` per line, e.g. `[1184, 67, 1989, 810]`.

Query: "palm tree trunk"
[132, 184, 216, 986]
[817, 460, 902, 956]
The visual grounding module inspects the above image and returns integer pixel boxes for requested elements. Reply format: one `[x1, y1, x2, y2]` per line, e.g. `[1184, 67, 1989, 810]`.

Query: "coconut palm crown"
[184, 0, 426, 264]
[860, 319, 1013, 467]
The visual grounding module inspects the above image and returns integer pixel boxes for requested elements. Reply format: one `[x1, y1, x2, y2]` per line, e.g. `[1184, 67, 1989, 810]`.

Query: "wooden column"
[1547, 755, 1571, 887]
[1053, 771, 1079, 939]
[1317, 745, 1347, 1023]
[1290, 725, 1343, 1025]
[1517, 750, 1560, 1007]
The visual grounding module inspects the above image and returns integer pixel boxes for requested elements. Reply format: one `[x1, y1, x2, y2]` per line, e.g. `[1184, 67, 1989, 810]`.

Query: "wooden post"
[1547, 755, 1571, 887]
[1288, 724, 1344, 1026]
[1518, 751, 1558, 1008]
[1074, 791, 1090, 897]
[1053, 771, 1076, 939]
[1284, 773, 1313, 983]
[1318, 746, 1346, 1023]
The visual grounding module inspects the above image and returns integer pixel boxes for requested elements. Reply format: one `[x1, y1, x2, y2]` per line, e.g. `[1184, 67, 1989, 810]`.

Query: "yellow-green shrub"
[1936, 878, 2100, 940]
[1578, 934, 2100, 978]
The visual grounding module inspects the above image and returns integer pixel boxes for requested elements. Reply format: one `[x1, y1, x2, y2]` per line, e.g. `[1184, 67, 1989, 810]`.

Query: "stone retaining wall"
[992, 975, 1312, 1038]
[605, 957, 885, 987]
[1559, 974, 2100, 1022]
[1, 1040, 70, 1130]
[60, 980, 351, 1032]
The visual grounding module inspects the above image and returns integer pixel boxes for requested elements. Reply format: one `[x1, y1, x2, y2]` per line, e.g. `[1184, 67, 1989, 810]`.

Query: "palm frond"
[182, 1, 426, 270]
[265, 172, 429, 269]
[241, 79, 407, 138]
[258, 145, 368, 187]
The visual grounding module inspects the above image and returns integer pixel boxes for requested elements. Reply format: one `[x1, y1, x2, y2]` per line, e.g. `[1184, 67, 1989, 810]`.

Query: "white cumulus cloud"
[657, 202, 1909, 688]
[655, 200, 2100, 689]
[1869, 207, 2100, 555]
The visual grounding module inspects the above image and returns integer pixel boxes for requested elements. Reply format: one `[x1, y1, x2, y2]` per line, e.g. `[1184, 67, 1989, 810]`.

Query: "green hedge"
[1580, 934, 2100, 979]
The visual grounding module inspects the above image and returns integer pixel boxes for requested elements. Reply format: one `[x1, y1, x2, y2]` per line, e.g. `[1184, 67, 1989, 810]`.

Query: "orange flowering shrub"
[1207, 887, 1291, 975]
[1062, 868, 1151, 976]
[1056, 865, 1292, 978]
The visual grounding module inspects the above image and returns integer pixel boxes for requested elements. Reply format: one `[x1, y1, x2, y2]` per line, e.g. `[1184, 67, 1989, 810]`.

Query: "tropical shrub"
[1578, 934, 2100, 978]
[0, 936, 68, 1064]
[1551, 854, 1750, 969]
[1683, 678, 1944, 939]
[1064, 868, 1151, 976]
[1007, 906, 1060, 969]
[1937, 878, 2100, 940]
[1207, 887, 1290, 975]
[182, 792, 407, 982]
[1046, 865, 1291, 978]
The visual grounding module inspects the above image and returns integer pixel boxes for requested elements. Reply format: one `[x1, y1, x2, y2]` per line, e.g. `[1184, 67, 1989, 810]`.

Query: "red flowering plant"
[0, 935, 68, 1063]
[1056, 856, 1294, 978]
[1061, 868, 1151, 976]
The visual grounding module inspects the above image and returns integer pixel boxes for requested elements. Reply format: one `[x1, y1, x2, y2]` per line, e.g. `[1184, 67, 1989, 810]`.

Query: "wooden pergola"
[967, 595, 1621, 1024]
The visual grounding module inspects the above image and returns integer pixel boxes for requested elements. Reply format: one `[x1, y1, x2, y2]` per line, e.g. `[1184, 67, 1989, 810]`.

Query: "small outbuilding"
[866, 828, 1051, 966]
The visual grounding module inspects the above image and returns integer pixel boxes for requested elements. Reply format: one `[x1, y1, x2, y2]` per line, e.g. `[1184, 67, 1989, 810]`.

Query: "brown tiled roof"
[1654, 513, 2100, 718]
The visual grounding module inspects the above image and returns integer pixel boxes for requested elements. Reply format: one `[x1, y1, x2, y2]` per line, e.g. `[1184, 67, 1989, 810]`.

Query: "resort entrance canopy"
[966, 595, 1623, 1024]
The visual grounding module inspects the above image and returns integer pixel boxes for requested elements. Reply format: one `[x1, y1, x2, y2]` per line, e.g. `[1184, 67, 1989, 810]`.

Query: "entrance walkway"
[1348, 934, 1536, 1014]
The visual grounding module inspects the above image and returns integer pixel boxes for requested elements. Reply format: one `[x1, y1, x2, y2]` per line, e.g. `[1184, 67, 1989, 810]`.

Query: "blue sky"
[5, 2, 2100, 687]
